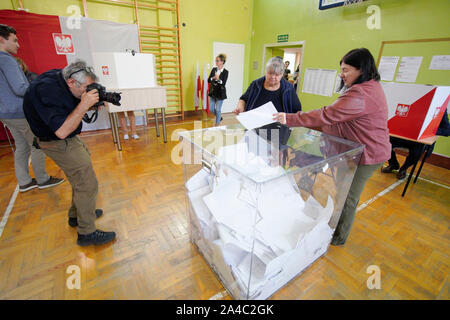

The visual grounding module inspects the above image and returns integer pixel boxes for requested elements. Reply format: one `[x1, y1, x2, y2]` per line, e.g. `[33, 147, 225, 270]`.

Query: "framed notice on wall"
[319, 0, 345, 10]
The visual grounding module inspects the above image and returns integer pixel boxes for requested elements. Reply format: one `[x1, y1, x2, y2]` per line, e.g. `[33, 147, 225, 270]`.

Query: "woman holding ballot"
[273, 48, 391, 246]
[233, 57, 302, 115]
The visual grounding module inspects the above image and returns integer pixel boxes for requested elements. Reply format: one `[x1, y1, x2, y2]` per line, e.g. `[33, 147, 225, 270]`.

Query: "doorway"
[213, 42, 245, 113]
[262, 41, 305, 95]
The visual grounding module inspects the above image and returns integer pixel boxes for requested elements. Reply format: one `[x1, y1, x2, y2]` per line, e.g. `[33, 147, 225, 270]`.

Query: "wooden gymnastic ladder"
[81, 0, 184, 121]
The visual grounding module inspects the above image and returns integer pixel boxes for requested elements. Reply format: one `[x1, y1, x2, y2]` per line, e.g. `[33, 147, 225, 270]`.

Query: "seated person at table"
[233, 57, 302, 115]
[381, 109, 450, 179]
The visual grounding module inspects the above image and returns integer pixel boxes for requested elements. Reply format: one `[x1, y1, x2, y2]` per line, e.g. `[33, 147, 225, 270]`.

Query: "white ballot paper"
[236, 102, 278, 130]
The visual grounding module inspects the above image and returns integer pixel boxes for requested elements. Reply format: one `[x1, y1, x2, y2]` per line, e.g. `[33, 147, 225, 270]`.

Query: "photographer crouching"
[23, 60, 116, 246]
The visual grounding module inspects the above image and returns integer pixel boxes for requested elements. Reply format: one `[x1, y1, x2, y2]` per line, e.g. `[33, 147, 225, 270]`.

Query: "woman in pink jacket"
[273, 48, 391, 246]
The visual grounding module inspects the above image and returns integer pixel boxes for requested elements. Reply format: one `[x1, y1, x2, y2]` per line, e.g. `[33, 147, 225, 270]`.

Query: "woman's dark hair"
[339, 48, 380, 89]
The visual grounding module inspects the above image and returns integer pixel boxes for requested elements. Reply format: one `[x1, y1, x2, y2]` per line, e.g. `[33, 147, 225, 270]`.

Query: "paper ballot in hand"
[236, 102, 278, 130]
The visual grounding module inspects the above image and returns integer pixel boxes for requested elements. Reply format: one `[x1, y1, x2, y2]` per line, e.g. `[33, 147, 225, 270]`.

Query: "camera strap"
[82, 110, 99, 123]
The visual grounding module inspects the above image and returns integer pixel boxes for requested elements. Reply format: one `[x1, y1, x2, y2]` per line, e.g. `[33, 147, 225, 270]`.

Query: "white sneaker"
[132, 134, 139, 140]
[124, 134, 129, 140]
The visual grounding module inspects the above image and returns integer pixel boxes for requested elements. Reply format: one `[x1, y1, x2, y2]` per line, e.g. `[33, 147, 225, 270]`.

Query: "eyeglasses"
[68, 66, 95, 79]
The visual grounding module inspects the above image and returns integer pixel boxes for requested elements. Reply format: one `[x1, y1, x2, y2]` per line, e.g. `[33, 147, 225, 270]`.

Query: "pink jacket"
[286, 79, 391, 165]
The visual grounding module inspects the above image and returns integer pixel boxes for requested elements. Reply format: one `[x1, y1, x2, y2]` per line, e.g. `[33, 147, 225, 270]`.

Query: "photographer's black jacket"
[23, 69, 81, 140]
[208, 67, 228, 100]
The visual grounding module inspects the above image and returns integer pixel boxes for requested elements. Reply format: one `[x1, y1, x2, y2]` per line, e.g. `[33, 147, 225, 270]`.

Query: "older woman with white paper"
[233, 57, 302, 115]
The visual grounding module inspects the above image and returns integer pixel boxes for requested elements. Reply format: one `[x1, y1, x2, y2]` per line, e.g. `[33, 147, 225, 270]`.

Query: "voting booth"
[179, 125, 363, 300]
[92, 52, 157, 89]
[382, 83, 450, 140]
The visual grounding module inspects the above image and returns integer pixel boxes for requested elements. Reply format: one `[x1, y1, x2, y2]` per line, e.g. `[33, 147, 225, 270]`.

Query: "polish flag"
[194, 62, 200, 111]
[202, 63, 209, 112]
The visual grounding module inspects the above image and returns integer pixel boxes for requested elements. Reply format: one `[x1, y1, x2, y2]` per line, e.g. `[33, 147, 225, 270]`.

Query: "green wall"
[249, 0, 450, 157]
[179, 0, 253, 112]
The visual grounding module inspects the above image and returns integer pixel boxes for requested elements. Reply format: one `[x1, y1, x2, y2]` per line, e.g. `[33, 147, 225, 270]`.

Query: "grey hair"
[62, 59, 97, 85]
[265, 57, 285, 75]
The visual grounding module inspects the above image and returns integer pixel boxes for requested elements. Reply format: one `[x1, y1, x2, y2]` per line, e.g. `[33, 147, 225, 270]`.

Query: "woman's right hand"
[233, 100, 246, 115]
[233, 104, 245, 115]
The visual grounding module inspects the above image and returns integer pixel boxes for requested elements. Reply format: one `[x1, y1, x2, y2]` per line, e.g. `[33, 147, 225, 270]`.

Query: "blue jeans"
[210, 98, 224, 124]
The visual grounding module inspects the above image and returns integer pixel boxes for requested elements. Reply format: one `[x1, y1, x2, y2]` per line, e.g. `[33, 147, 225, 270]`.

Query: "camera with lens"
[86, 83, 121, 108]
[82, 83, 122, 123]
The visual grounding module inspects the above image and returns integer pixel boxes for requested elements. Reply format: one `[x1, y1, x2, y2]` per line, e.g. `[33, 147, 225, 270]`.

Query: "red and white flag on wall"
[194, 62, 201, 111]
[202, 63, 210, 113]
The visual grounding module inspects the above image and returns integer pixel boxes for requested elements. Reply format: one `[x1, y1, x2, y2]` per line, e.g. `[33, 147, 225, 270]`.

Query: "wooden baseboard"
[396, 149, 450, 170]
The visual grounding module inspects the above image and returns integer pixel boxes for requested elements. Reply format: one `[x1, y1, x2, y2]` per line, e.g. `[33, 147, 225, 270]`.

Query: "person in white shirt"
[208, 54, 229, 126]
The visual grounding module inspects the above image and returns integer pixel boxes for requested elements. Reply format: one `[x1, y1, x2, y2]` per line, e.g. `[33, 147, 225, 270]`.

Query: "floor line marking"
[357, 179, 405, 212]
[415, 176, 450, 189]
[208, 290, 229, 300]
[0, 184, 19, 239]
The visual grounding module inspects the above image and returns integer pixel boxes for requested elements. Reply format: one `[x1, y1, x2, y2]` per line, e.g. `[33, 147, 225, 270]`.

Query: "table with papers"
[180, 126, 364, 300]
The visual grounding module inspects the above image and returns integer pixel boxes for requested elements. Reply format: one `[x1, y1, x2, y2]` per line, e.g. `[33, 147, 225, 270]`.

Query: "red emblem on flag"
[395, 104, 410, 117]
[52, 33, 74, 55]
[102, 66, 109, 75]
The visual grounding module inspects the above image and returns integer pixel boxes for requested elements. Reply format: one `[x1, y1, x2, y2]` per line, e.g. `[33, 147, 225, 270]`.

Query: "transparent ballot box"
[179, 125, 363, 300]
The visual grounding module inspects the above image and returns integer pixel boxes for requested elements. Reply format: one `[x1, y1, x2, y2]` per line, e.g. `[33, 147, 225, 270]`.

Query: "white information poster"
[302, 68, 337, 97]
[429, 55, 450, 70]
[333, 74, 342, 94]
[378, 56, 400, 81]
[395, 56, 423, 83]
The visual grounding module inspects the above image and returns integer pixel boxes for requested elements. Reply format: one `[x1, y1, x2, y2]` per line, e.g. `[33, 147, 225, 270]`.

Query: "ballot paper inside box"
[179, 126, 363, 300]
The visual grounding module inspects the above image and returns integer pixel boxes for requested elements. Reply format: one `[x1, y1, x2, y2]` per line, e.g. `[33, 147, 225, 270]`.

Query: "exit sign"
[277, 34, 289, 42]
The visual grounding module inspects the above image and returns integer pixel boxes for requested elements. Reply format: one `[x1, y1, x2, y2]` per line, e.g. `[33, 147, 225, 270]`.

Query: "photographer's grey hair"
[266, 57, 285, 75]
[62, 60, 98, 85]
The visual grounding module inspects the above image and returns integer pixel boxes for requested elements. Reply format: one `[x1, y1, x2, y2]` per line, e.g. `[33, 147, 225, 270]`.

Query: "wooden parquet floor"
[0, 115, 449, 300]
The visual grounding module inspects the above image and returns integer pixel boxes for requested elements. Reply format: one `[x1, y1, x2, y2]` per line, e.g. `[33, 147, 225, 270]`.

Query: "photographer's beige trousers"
[38, 136, 98, 235]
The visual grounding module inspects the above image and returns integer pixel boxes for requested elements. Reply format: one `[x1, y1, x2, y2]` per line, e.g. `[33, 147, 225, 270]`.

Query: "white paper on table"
[236, 101, 278, 130]
[395, 56, 423, 83]
[378, 56, 400, 81]
[429, 55, 450, 70]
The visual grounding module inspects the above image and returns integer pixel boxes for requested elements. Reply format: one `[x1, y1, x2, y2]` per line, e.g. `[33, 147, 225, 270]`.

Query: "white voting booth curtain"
[58, 17, 141, 131]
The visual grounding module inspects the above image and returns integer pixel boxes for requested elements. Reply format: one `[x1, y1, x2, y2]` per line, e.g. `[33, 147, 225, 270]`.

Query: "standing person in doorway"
[293, 65, 300, 92]
[117, 111, 139, 140]
[283, 61, 291, 81]
[273, 48, 391, 246]
[0, 24, 64, 192]
[208, 54, 228, 126]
